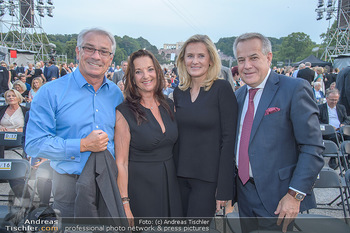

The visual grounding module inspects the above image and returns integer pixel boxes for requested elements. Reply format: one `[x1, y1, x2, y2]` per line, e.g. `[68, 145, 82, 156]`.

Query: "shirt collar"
[246, 68, 271, 91]
[327, 103, 337, 110]
[73, 67, 110, 90]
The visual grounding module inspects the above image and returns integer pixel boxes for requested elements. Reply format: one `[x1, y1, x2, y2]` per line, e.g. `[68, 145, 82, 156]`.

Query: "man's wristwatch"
[288, 189, 305, 201]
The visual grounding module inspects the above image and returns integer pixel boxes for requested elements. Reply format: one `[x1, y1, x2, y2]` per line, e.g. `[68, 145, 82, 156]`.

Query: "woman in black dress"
[115, 50, 182, 225]
[173, 34, 238, 217]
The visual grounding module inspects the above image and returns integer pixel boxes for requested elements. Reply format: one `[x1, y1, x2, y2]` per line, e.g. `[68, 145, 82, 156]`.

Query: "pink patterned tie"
[239, 88, 259, 185]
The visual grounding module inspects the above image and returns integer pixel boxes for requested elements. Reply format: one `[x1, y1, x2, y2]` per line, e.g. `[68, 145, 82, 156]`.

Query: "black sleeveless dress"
[116, 101, 182, 217]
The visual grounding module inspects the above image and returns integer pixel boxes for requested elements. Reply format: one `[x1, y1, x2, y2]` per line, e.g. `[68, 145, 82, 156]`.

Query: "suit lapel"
[250, 72, 279, 143]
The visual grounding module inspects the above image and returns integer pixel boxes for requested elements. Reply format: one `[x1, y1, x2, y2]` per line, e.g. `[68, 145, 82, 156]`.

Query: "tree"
[276, 32, 315, 64]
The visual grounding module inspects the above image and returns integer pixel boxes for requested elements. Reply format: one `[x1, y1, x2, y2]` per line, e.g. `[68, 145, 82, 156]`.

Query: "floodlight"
[47, 0, 53, 5]
[8, 0, 14, 4]
[318, 0, 324, 8]
[47, 7, 53, 17]
[9, 5, 16, 16]
[327, 0, 333, 7]
[38, 0, 44, 5]
[37, 6, 44, 17]
[316, 9, 323, 20]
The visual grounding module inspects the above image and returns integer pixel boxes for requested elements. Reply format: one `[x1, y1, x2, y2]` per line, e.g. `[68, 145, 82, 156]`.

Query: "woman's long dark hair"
[123, 49, 173, 125]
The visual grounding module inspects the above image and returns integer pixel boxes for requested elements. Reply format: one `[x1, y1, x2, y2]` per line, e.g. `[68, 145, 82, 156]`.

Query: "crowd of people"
[3, 26, 350, 233]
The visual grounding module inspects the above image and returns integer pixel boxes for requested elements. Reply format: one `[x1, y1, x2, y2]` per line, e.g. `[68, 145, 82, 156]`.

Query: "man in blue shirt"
[25, 28, 123, 217]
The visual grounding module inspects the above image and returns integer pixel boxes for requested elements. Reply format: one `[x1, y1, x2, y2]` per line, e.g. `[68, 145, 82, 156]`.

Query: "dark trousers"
[237, 178, 294, 233]
[178, 177, 217, 217]
[52, 170, 79, 217]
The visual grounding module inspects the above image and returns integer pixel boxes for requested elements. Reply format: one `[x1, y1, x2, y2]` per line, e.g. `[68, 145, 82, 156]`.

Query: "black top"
[33, 68, 43, 78]
[173, 79, 238, 200]
[116, 100, 182, 217]
[297, 67, 315, 85]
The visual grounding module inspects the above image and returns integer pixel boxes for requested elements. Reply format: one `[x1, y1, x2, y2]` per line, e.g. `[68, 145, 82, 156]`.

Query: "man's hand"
[80, 130, 109, 152]
[274, 193, 301, 233]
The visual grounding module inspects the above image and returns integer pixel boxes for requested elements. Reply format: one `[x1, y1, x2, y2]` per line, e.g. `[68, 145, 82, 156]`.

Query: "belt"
[63, 173, 80, 179]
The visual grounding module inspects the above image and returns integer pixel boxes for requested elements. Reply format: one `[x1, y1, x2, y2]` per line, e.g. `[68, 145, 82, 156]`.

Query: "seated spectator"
[0, 89, 28, 158]
[318, 88, 350, 168]
[313, 82, 325, 104]
[326, 81, 336, 93]
[117, 80, 124, 92]
[13, 80, 29, 100]
[28, 77, 43, 102]
[19, 74, 31, 91]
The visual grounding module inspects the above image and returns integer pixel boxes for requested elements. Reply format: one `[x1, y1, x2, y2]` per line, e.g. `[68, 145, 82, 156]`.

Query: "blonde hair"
[13, 80, 27, 92]
[31, 77, 43, 92]
[4, 89, 23, 104]
[35, 62, 41, 69]
[316, 67, 324, 74]
[176, 34, 221, 91]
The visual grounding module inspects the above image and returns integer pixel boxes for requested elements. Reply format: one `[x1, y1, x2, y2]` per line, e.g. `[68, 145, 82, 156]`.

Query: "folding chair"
[295, 213, 350, 233]
[345, 169, 350, 216]
[0, 132, 24, 158]
[313, 167, 348, 218]
[340, 125, 350, 142]
[322, 140, 345, 171]
[320, 124, 341, 146]
[340, 141, 350, 171]
[0, 159, 31, 218]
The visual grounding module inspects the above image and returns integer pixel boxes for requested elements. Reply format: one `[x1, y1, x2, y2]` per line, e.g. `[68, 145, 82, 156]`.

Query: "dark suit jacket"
[235, 71, 324, 215]
[318, 103, 350, 126]
[336, 66, 350, 115]
[0, 67, 9, 94]
[297, 67, 315, 85]
[112, 70, 124, 84]
[74, 150, 127, 225]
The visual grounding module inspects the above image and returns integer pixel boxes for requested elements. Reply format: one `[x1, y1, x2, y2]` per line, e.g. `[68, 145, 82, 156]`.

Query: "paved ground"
[1, 151, 349, 233]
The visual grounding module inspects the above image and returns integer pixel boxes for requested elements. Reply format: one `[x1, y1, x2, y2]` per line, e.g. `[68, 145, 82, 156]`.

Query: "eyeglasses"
[80, 46, 113, 57]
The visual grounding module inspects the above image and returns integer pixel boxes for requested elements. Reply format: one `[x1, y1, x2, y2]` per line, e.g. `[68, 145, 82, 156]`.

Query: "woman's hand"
[0, 126, 7, 131]
[123, 203, 134, 227]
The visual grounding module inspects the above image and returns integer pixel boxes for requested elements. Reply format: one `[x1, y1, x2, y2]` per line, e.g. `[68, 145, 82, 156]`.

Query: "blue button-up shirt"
[25, 67, 123, 175]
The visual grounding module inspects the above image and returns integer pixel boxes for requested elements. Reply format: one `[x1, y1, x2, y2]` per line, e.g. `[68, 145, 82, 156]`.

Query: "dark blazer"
[336, 66, 350, 115]
[297, 67, 315, 85]
[318, 103, 350, 126]
[235, 71, 324, 215]
[74, 150, 127, 224]
[0, 67, 9, 94]
[0, 105, 29, 122]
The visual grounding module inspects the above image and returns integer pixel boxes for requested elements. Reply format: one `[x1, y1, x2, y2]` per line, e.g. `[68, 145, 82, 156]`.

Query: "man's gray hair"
[299, 63, 305, 69]
[121, 61, 127, 66]
[233, 32, 272, 58]
[305, 62, 312, 67]
[326, 88, 340, 97]
[77, 28, 116, 54]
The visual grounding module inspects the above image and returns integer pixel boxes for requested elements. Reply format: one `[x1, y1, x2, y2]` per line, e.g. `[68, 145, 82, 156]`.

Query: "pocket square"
[264, 107, 280, 116]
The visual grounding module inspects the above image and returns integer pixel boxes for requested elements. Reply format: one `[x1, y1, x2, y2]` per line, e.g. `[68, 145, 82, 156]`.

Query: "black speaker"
[20, 0, 34, 28]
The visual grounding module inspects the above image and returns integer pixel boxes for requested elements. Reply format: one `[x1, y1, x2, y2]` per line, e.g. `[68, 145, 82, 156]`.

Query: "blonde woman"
[173, 34, 238, 217]
[28, 77, 43, 101]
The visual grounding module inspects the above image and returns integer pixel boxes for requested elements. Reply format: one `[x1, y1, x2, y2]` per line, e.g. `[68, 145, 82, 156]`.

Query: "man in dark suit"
[112, 60, 127, 84]
[336, 66, 350, 115]
[297, 61, 315, 85]
[318, 88, 350, 169]
[233, 33, 324, 233]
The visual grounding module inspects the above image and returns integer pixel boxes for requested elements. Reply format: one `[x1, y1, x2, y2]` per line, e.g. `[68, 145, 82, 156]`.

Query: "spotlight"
[38, 0, 44, 4]
[0, 5, 5, 17]
[9, 5, 15, 16]
[47, 7, 53, 17]
[8, 0, 14, 4]
[326, 7, 334, 20]
[318, 0, 324, 8]
[327, 0, 333, 7]
[37, 6, 44, 17]
[316, 9, 324, 20]
[47, 0, 53, 5]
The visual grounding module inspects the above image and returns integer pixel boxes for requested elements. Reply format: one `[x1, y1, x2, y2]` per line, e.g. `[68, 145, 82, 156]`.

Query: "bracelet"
[121, 197, 130, 202]
[122, 201, 129, 205]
